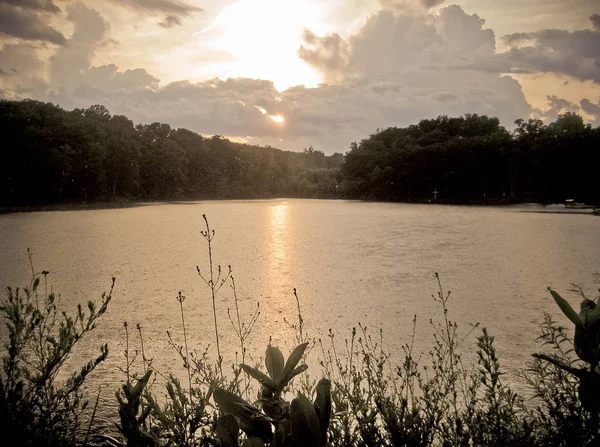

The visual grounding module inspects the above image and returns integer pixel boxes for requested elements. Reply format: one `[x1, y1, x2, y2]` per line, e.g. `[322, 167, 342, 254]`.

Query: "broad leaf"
[549, 289, 582, 327]
[240, 364, 276, 391]
[213, 388, 272, 442]
[313, 378, 331, 444]
[290, 394, 322, 447]
[132, 369, 153, 397]
[285, 364, 308, 385]
[242, 438, 266, 447]
[217, 414, 240, 447]
[213, 388, 255, 418]
[585, 300, 600, 327]
[266, 345, 285, 385]
[281, 342, 308, 386]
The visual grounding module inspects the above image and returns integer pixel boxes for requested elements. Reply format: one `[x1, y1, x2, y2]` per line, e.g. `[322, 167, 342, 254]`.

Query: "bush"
[0, 252, 113, 447]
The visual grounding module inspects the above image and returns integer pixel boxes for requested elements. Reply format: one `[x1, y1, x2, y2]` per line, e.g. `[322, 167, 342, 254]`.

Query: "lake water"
[1, 199, 599, 405]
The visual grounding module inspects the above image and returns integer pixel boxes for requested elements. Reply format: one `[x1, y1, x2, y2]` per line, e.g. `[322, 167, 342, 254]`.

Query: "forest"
[0, 100, 343, 206]
[343, 113, 600, 204]
[1, 99, 599, 207]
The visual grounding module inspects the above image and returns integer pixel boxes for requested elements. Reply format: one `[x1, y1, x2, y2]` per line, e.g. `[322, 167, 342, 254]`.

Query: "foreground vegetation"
[2, 218, 600, 446]
[1, 99, 599, 207]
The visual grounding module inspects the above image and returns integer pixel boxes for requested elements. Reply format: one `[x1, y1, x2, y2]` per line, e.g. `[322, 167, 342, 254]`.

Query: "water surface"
[1, 199, 598, 400]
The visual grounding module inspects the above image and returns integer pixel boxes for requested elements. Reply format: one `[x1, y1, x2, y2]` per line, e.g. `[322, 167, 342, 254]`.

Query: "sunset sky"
[1, 0, 599, 153]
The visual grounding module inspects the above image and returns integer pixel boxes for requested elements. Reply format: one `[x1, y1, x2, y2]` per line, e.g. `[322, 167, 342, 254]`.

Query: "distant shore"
[0, 200, 145, 215]
[1, 198, 598, 215]
[519, 209, 598, 216]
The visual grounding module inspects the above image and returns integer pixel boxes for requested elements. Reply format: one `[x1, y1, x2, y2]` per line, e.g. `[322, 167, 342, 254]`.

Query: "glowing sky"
[1, 0, 599, 153]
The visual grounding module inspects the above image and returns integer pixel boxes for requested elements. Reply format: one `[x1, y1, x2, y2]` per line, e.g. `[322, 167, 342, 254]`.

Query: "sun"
[203, 0, 326, 91]
[269, 115, 285, 123]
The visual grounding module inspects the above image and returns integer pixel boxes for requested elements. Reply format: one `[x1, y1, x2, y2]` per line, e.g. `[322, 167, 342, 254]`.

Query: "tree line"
[1, 99, 598, 207]
[342, 113, 599, 204]
[0, 100, 343, 206]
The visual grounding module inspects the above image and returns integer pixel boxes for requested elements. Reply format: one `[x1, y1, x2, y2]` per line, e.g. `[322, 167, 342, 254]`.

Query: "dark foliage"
[1, 99, 598, 207]
[0, 100, 343, 206]
[0, 265, 113, 447]
[341, 114, 600, 204]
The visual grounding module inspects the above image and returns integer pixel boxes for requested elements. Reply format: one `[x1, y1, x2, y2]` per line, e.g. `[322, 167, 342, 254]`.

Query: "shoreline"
[0, 200, 146, 215]
[1, 198, 598, 215]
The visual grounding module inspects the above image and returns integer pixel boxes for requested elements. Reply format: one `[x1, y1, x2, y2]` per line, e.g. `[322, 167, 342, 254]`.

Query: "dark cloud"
[502, 32, 532, 46]
[541, 95, 580, 123]
[580, 97, 600, 115]
[109, 0, 202, 16]
[298, 29, 349, 82]
[159, 14, 182, 28]
[591, 14, 600, 30]
[0, 0, 60, 13]
[108, 0, 201, 28]
[379, 0, 446, 12]
[0, 2, 65, 44]
[580, 97, 600, 126]
[502, 15, 600, 83]
[421, 0, 446, 7]
[547, 95, 579, 113]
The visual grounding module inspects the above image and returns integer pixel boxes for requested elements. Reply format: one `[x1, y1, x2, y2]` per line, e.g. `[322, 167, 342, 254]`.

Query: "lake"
[1, 199, 599, 403]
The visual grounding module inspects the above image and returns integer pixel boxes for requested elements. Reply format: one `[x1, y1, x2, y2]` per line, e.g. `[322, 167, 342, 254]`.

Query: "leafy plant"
[0, 253, 113, 446]
[114, 369, 158, 447]
[213, 343, 332, 447]
[529, 282, 600, 444]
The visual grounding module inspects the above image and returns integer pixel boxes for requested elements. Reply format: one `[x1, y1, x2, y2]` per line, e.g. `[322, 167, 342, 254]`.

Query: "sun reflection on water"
[269, 202, 288, 273]
[254, 201, 296, 344]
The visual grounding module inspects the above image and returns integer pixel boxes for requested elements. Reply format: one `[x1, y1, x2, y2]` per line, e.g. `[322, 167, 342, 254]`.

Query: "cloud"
[42, 5, 529, 152]
[546, 95, 579, 113]
[49, 4, 110, 90]
[0, 0, 60, 13]
[159, 14, 182, 28]
[538, 95, 580, 123]
[107, 0, 202, 16]
[105, 0, 202, 28]
[0, 43, 43, 76]
[1, 4, 535, 153]
[84, 64, 160, 91]
[0, 42, 48, 98]
[298, 29, 349, 83]
[49, 77, 287, 138]
[52, 72, 527, 149]
[299, 6, 497, 83]
[379, 0, 446, 13]
[0, 2, 65, 44]
[580, 97, 600, 115]
[501, 15, 600, 83]
[580, 97, 600, 127]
